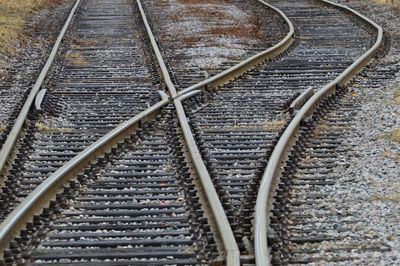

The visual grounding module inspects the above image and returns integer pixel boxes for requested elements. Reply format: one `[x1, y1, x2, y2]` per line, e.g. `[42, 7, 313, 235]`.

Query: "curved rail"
[254, 1, 383, 265]
[137, 0, 242, 263]
[0, 0, 82, 176]
[177, 0, 294, 97]
[138, 0, 294, 262]
[0, 92, 169, 256]
[175, 94, 242, 265]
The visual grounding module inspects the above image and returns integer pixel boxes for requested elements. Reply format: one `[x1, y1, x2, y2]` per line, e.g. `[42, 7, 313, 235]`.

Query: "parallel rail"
[137, 0, 241, 262]
[254, 1, 384, 265]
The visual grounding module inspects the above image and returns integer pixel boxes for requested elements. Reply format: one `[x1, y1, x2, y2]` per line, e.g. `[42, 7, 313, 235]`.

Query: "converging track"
[267, 22, 394, 265]
[183, 0, 376, 260]
[0, 0, 386, 265]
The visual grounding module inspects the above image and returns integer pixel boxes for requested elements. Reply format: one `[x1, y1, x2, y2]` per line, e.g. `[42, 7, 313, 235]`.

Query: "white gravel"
[313, 0, 400, 264]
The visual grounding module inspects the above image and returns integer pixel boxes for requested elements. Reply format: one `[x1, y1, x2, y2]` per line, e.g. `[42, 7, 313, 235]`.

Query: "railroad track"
[0, 0, 290, 264]
[0, 0, 385, 265]
[268, 19, 398, 264]
[0, 0, 164, 221]
[268, 85, 392, 264]
[254, 1, 386, 265]
[182, 0, 379, 261]
[0, 2, 75, 150]
[5, 110, 220, 265]
[0, 0, 226, 263]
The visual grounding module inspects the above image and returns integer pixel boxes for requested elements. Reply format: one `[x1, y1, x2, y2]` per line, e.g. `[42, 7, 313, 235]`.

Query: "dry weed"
[72, 38, 98, 47]
[372, 181, 400, 202]
[207, 25, 263, 39]
[35, 121, 73, 133]
[66, 52, 86, 66]
[383, 150, 400, 161]
[177, 0, 223, 4]
[316, 123, 350, 132]
[224, 119, 286, 131]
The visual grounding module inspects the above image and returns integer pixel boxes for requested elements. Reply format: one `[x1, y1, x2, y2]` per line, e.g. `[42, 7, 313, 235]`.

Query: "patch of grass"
[372, 179, 400, 203]
[316, 123, 350, 132]
[221, 119, 286, 131]
[299, 35, 313, 41]
[0, 0, 62, 62]
[370, 0, 400, 9]
[383, 150, 400, 161]
[372, 191, 400, 203]
[72, 37, 98, 47]
[261, 120, 286, 131]
[35, 121, 73, 133]
[389, 128, 400, 143]
[394, 89, 400, 104]
[66, 52, 86, 66]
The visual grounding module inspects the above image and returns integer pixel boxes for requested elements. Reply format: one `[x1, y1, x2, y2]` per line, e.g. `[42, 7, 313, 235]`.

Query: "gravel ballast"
[295, 0, 400, 264]
[0, 0, 75, 144]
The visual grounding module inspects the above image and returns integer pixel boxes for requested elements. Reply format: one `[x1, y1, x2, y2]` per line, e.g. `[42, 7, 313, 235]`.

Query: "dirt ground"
[0, 0, 64, 68]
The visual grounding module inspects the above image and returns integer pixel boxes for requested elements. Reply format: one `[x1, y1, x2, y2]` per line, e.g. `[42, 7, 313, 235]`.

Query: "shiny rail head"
[134, 3, 240, 260]
[254, 0, 384, 265]
[144, 4, 293, 260]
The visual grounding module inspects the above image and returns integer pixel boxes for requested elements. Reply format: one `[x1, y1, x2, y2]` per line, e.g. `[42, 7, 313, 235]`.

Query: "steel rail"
[177, 0, 294, 97]
[136, 0, 177, 98]
[138, 0, 296, 263]
[175, 94, 242, 265]
[254, 1, 383, 265]
[0, 0, 83, 176]
[0, 92, 169, 256]
[137, 0, 241, 264]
